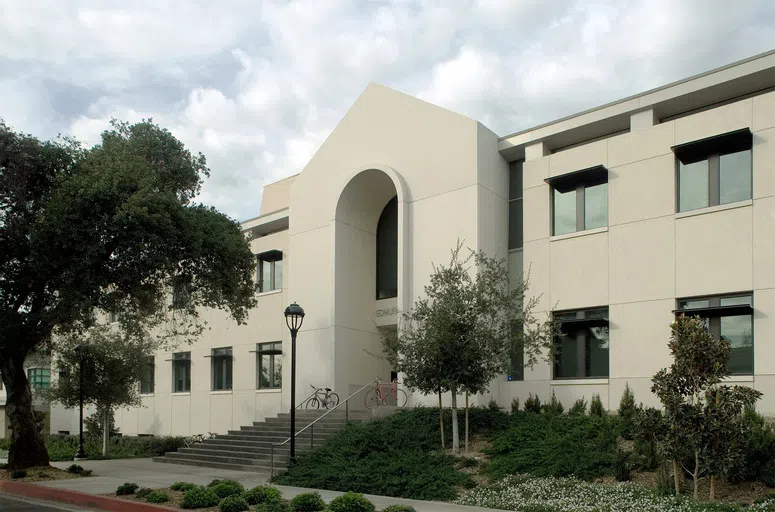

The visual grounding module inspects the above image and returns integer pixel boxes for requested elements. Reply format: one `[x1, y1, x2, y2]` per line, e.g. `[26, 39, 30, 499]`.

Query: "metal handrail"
[295, 387, 319, 409]
[270, 378, 378, 476]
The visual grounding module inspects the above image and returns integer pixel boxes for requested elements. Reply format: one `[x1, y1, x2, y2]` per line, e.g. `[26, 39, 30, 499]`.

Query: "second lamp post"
[284, 302, 305, 467]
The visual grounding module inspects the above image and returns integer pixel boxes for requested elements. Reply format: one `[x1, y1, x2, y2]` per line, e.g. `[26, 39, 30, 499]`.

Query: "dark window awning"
[672, 128, 752, 164]
[672, 304, 753, 318]
[257, 249, 283, 261]
[545, 165, 608, 191]
[558, 317, 609, 329]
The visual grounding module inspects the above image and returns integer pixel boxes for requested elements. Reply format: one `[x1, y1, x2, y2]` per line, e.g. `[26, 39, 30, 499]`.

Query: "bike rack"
[270, 378, 377, 476]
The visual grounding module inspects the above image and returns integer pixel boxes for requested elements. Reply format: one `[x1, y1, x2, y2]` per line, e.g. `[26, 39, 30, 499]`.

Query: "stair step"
[163, 451, 272, 466]
[153, 456, 270, 473]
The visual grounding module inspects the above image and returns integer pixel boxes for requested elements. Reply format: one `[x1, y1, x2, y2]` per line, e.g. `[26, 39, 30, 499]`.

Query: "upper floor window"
[171, 282, 190, 310]
[673, 128, 752, 212]
[172, 352, 191, 393]
[553, 307, 609, 379]
[508, 161, 524, 250]
[139, 356, 155, 394]
[211, 347, 233, 391]
[108, 310, 121, 324]
[28, 368, 51, 390]
[257, 250, 283, 293]
[675, 292, 753, 375]
[376, 196, 398, 300]
[256, 342, 282, 390]
[546, 166, 608, 236]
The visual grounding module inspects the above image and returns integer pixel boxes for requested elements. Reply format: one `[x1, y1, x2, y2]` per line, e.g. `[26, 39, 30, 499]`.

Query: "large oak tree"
[0, 119, 257, 468]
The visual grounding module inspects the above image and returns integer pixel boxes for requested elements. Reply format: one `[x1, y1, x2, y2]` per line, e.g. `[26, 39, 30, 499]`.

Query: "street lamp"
[284, 302, 305, 467]
[73, 345, 88, 461]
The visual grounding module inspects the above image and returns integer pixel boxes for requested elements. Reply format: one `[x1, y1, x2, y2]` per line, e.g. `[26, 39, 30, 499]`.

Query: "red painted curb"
[0, 481, 177, 511]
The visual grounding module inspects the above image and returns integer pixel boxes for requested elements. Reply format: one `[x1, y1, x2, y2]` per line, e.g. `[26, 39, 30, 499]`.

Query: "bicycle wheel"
[394, 389, 408, 407]
[306, 397, 320, 409]
[324, 392, 340, 409]
[364, 388, 380, 409]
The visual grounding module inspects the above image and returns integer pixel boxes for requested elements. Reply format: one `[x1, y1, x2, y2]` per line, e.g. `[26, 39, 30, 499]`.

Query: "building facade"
[41, 50, 775, 437]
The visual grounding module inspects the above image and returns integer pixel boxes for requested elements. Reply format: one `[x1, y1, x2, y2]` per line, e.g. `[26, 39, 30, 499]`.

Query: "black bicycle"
[306, 384, 340, 409]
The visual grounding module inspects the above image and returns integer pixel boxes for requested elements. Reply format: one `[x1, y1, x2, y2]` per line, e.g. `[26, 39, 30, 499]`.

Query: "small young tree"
[380, 242, 556, 452]
[651, 315, 761, 499]
[46, 325, 156, 456]
[618, 383, 637, 439]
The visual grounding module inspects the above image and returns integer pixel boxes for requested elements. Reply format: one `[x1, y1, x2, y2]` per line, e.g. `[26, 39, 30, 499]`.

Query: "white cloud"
[1, 0, 774, 220]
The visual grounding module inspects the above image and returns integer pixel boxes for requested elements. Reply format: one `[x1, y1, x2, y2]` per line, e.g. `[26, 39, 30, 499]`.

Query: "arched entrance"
[332, 167, 407, 397]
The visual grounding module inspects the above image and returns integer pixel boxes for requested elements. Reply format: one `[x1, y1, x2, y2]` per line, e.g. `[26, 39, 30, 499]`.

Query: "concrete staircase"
[153, 409, 369, 474]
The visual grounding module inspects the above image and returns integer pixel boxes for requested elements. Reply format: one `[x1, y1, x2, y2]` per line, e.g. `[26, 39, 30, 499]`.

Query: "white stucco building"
[40, 49, 775, 438]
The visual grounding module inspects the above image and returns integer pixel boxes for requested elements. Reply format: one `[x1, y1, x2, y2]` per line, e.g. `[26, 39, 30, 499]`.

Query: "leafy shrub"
[655, 463, 675, 496]
[763, 461, 775, 488]
[37, 470, 48, 478]
[290, 492, 326, 512]
[219, 495, 250, 512]
[729, 406, 775, 484]
[207, 479, 222, 487]
[617, 383, 637, 439]
[541, 390, 564, 415]
[210, 479, 245, 498]
[181, 486, 221, 509]
[67, 464, 85, 474]
[458, 457, 479, 468]
[0, 463, 7, 470]
[135, 487, 153, 499]
[589, 393, 605, 417]
[510, 397, 519, 413]
[256, 501, 293, 512]
[83, 406, 119, 438]
[244, 485, 282, 505]
[273, 408, 475, 501]
[10, 470, 26, 479]
[0, 438, 11, 450]
[116, 482, 139, 495]
[327, 491, 375, 512]
[613, 449, 631, 482]
[487, 398, 500, 411]
[171, 481, 199, 492]
[81, 469, 93, 477]
[483, 413, 618, 481]
[145, 491, 170, 504]
[382, 506, 417, 512]
[45, 434, 186, 461]
[633, 437, 659, 471]
[524, 394, 541, 414]
[569, 398, 587, 416]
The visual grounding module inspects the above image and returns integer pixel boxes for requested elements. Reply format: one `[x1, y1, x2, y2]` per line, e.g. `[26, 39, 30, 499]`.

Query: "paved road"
[0, 494, 87, 511]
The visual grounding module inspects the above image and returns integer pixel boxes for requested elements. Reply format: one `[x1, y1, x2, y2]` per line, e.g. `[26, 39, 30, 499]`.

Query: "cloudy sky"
[1, 1, 773, 221]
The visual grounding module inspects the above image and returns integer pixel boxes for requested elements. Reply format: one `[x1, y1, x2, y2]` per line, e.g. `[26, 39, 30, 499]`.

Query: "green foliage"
[487, 398, 500, 411]
[45, 434, 186, 461]
[617, 383, 637, 439]
[181, 486, 221, 509]
[458, 457, 480, 468]
[327, 492, 375, 512]
[116, 482, 139, 495]
[83, 406, 119, 438]
[10, 470, 26, 479]
[0, 438, 10, 450]
[244, 485, 283, 505]
[256, 501, 293, 512]
[289, 492, 326, 512]
[483, 413, 618, 481]
[730, 406, 775, 484]
[273, 408, 474, 500]
[589, 393, 605, 417]
[541, 390, 564, 415]
[568, 397, 587, 416]
[510, 397, 520, 413]
[219, 495, 249, 512]
[135, 487, 153, 499]
[523, 394, 541, 414]
[613, 449, 632, 482]
[632, 405, 666, 472]
[210, 479, 245, 499]
[655, 463, 675, 496]
[382, 506, 417, 512]
[762, 463, 775, 488]
[66, 464, 84, 474]
[145, 491, 170, 504]
[171, 482, 199, 492]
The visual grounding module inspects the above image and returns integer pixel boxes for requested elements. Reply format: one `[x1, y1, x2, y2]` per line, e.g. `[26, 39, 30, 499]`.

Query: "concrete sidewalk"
[39, 458, 490, 512]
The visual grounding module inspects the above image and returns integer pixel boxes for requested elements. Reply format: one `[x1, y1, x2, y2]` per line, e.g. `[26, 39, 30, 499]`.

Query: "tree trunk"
[673, 459, 681, 495]
[710, 475, 716, 501]
[693, 451, 700, 500]
[102, 406, 110, 456]
[1, 354, 50, 469]
[450, 388, 459, 453]
[465, 391, 469, 453]
[438, 388, 444, 449]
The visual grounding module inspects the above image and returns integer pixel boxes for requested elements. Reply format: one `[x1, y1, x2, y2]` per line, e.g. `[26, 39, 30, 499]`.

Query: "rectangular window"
[256, 342, 282, 389]
[139, 357, 155, 394]
[553, 307, 609, 379]
[674, 129, 752, 212]
[211, 347, 233, 391]
[27, 368, 51, 390]
[108, 310, 121, 324]
[508, 160, 524, 250]
[257, 251, 283, 293]
[172, 352, 191, 393]
[547, 166, 608, 236]
[171, 282, 190, 310]
[677, 293, 753, 375]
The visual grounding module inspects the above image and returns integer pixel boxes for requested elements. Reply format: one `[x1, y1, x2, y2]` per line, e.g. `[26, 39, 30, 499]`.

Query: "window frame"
[211, 347, 233, 391]
[27, 368, 51, 390]
[675, 292, 754, 375]
[552, 307, 610, 380]
[139, 356, 155, 394]
[172, 352, 191, 393]
[257, 250, 283, 293]
[256, 342, 282, 390]
[546, 165, 609, 236]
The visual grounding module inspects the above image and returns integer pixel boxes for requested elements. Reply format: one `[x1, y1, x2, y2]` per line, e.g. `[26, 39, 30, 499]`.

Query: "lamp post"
[284, 302, 305, 467]
[73, 345, 87, 461]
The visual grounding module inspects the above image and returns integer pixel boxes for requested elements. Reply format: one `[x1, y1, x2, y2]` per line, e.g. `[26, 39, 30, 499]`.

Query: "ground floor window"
[139, 357, 155, 394]
[27, 368, 51, 390]
[553, 307, 609, 379]
[172, 352, 191, 393]
[211, 347, 233, 391]
[256, 342, 282, 389]
[676, 293, 753, 375]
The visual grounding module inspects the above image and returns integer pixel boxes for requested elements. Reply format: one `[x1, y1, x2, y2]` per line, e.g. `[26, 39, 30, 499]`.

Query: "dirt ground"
[0, 465, 82, 482]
